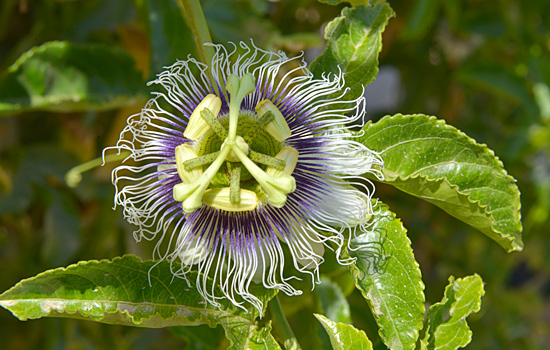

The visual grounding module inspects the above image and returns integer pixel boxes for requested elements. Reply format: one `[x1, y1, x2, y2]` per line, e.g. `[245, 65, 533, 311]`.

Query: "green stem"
[176, 0, 214, 66]
[65, 151, 131, 188]
[270, 295, 302, 350]
[176, 0, 227, 102]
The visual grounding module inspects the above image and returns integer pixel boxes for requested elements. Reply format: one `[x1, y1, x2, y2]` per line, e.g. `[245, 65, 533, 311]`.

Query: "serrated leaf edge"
[349, 203, 426, 350]
[0, 255, 257, 325]
[364, 114, 522, 251]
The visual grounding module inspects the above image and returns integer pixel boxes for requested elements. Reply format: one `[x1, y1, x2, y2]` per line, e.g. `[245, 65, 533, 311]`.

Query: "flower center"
[173, 74, 298, 213]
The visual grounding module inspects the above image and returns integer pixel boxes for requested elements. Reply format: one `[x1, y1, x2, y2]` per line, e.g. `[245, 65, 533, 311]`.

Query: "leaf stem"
[269, 295, 302, 350]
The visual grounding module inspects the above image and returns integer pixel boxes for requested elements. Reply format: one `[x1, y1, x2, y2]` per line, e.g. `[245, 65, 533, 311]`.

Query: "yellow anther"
[203, 187, 258, 212]
[255, 100, 291, 142]
[184, 94, 222, 141]
[175, 144, 203, 184]
[266, 146, 299, 178]
[173, 144, 232, 213]
[229, 144, 296, 208]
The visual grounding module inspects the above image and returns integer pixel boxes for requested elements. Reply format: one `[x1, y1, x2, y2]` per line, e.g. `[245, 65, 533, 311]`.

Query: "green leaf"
[359, 114, 523, 252]
[314, 313, 373, 350]
[317, 276, 351, 324]
[0, 255, 279, 349]
[310, 2, 394, 100]
[0, 41, 146, 115]
[420, 274, 485, 350]
[348, 201, 425, 350]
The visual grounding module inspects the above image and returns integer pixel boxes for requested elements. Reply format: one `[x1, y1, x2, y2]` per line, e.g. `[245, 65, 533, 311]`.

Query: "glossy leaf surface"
[0, 255, 278, 349]
[420, 274, 485, 350]
[315, 313, 373, 350]
[360, 114, 523, 252]
[348, 202, 425, 350]
[310, 2, 394, 101]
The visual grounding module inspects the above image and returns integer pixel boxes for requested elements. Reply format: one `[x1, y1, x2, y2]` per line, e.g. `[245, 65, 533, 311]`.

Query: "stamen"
[249, 150, 285, 170]
[183, 151, 220, 170]
[173, 144, 231, 213]
[255, 100, 291, 142]
[266, 146, 299, 177]
[200, 108, 228, 140]
[184, 94, 222, 141]
[230, 144, 296, 208]
[203, 187, 258, 212]
[229, 165, 241, 204]
[243, 111, 274, 144]
[175, 144, 203, 183]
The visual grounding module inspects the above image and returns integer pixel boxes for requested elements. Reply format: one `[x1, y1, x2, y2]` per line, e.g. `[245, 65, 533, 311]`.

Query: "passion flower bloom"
[107, 42, 383, 312]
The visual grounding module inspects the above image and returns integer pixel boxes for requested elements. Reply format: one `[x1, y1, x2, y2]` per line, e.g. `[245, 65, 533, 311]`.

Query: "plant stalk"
[176, 0, 225, 99]
[65, 151, 131, 188]
[176, 0, 214, 67]
[270, 295, 302, 350]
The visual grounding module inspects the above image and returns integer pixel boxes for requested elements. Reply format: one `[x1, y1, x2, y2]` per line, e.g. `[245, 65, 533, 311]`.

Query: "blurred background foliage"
[0, 0, 548, 349]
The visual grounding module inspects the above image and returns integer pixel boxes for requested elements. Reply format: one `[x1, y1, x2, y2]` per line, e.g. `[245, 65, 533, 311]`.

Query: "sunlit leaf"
[315, 313, 373, 350]
[310, 2, 394, 101]
[0, 255, 278, 349]
[420, 274, 485, 350]
[0, 41, 146, 116]
[347, 201, 425, 350]
[360, 114, 523, 252]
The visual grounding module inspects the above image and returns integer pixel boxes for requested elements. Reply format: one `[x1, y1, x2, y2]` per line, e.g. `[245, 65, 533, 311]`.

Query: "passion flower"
[107, 42, 383, 312]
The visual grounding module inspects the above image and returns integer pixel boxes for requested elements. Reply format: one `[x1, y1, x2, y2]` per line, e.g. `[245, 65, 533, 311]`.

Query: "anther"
[203, 187, 258, 212]
[248, 150, 285, 170]
[255, 100, 291, 142]
[229, 165, 241, 204]
[200, 108, 227, 140]
[243, 111, 274, 144]
[183, 151, 220, 171]
[184, 94, 222, 141]
[265, 146, 299, 178]
[173, 144, 231, 213]
[175, 144, 203, 184]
